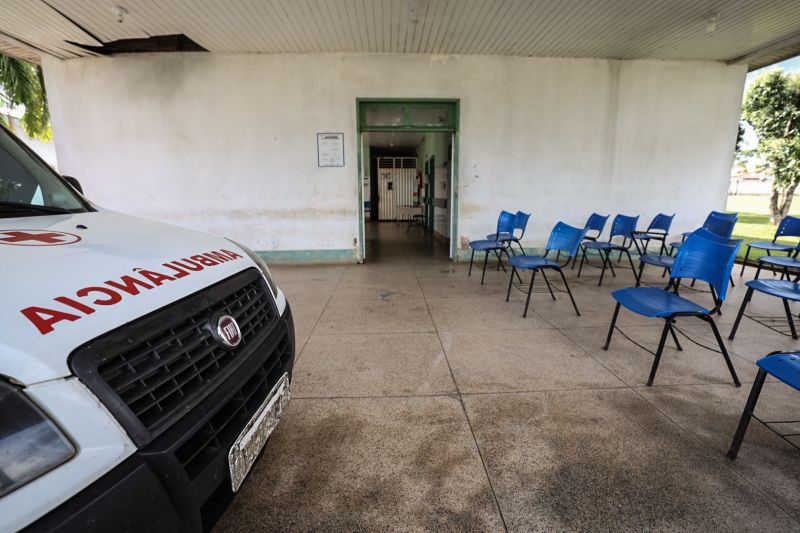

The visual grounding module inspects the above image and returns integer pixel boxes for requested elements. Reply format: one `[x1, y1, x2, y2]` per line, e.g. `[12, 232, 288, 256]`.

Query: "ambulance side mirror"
[63, 175, 83, 194]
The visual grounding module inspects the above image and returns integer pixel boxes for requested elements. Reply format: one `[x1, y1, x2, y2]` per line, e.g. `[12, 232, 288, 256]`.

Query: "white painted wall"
[43, 53, 746, 260]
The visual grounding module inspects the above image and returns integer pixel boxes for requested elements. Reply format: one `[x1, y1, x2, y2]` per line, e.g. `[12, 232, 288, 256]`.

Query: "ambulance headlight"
[0, 381, 75, 497]
[227, 240, 279, 298]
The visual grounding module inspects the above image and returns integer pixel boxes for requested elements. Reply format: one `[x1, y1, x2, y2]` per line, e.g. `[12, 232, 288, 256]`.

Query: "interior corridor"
[363, 221, 450, 265]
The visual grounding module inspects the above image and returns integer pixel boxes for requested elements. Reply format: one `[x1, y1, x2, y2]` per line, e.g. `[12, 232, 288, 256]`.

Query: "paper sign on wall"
[317, 133, 345, 167]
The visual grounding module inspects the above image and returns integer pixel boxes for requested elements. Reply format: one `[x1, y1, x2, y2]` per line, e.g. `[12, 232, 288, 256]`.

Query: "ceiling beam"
[726, 30, 800, 66]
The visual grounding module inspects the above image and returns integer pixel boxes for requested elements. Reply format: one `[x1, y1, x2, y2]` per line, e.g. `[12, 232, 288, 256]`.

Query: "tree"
[0, 54, 51, 140]
[742, 69, 800, 224]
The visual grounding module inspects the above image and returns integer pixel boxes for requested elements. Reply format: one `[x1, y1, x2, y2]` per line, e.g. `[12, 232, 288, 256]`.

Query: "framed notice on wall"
[317, 132, 345, 167]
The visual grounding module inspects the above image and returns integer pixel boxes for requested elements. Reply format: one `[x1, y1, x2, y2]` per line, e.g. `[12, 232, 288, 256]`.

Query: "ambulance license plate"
[228, 372, 290, 492]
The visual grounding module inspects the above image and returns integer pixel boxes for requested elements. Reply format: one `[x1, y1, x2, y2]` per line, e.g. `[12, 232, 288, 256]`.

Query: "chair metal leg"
[728, 287, 754, 340]
[606, 250, 617, 277]
[523, 269, 537, 318]
[557, 267, 580, 316]
[506, 267, 516, 302]
[597, 250, 608, 286]
[635, 261, 645, 287]
[634, 238, 645, 257]
[668, 322, 683, 351]
[480, 251, 489, 285]
[597, 249, 616, 286]
[506, 250, 522, 282]
[727, 368, 768, 460]
[783, 298, 798, 339]
[603, 302, 621, 350]
[498, 249, 509, 273]
[754, 263, 763, 280]
[740, 246, 751, 277]
[624, 250, 637, 282]
[766, 249, 776, 276]
[709, 285, 723, 315]
[494, 249, 502, 271]
[704, 316, 741, 386]
[577, 247, 587, 277]
[647, 320, 673, 386]
[468, 249, 474, 277]
[540, 269, 556, 301]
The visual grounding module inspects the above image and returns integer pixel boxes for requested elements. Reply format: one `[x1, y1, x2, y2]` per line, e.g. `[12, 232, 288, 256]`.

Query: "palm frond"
[0, 54, 51, 139]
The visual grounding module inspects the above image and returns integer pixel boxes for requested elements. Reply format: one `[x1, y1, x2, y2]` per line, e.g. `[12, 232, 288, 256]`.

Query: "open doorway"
[357, 99, 459, 263]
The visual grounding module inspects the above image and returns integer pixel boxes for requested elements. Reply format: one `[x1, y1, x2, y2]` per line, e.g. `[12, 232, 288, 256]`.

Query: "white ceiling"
[1, 0, 799, 69]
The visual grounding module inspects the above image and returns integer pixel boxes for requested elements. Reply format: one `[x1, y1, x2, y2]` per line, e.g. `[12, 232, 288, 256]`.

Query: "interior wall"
[361, 141, 370, 221]
[43, 53, 746, 260]
[416, 132, 451, 238]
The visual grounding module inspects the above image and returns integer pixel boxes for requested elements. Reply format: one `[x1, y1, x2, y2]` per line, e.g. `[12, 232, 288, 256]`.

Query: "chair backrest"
[703, 212, 738, 239]
[609, 214, 640, 241]
[584, 213, 609, 237]
[546, 222, 587, 258]
[707, 210, 738, 223]
[647, 213, 675, 233]
[671, 228, 742, 302]
[496, 210, 516, 237]
[774, 215, 800, 241]
[513, 211, 531, 239]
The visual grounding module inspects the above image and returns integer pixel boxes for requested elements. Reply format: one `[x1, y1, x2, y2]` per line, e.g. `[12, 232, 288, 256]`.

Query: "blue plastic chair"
[506, 222, 586, 317]
[671, 212, 739, 289]
[634, 254, 675, 287]
[727, 351, 800, 459]
[578, 214, 640, 286]
[739, 215, 800, 276]
[469, 210, 517, 285]
[729, 278, 800, 340]
[571, 213, 609, 269]
[604, 229, 742, 386]
[753, 247, 800, 281]
[670, 211, 738, 253]
[636, 226, 739, 297]
[583, 213, 609, 242]
[633, 213, 675, 256]
[487, 211, 531, 255]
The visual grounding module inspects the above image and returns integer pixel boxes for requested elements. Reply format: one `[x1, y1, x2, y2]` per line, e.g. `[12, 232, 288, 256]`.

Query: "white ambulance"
[0, 124, 294, 532]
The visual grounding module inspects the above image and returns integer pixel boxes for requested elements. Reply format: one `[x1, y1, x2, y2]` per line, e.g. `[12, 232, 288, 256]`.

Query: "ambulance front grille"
[70, 268, 278, 443]
[175, 332, 291, 479]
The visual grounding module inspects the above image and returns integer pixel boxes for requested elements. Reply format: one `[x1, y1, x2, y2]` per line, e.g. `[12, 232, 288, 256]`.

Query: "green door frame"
[356, 98, 460, 261]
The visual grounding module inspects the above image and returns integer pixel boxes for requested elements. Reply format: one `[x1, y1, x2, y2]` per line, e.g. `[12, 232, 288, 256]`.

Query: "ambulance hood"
[0, 209, 257, 385]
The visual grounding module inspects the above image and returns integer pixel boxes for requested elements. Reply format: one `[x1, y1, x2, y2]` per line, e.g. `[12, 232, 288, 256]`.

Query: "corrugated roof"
[0, 0, 798, 70]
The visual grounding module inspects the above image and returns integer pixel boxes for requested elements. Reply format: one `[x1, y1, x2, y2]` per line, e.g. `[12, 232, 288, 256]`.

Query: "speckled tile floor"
[216, 223, 800, 532]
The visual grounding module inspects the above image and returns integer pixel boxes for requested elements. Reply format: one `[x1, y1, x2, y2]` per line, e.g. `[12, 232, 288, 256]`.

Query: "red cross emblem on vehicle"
[0, 229, 81, 246]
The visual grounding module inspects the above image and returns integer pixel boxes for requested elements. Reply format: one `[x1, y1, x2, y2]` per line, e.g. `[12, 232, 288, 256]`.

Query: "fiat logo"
[214, 314, 242, 349]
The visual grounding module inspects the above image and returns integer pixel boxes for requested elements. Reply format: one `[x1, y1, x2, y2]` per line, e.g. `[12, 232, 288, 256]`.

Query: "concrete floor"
[217, 223, 800, 532]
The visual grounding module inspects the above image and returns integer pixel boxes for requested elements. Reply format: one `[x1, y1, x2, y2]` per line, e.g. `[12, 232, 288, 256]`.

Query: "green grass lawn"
[726, 194, 800, 262]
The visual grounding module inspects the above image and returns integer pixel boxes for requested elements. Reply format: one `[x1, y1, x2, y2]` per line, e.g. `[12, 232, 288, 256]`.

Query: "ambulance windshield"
[0, 126, 89, 217]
